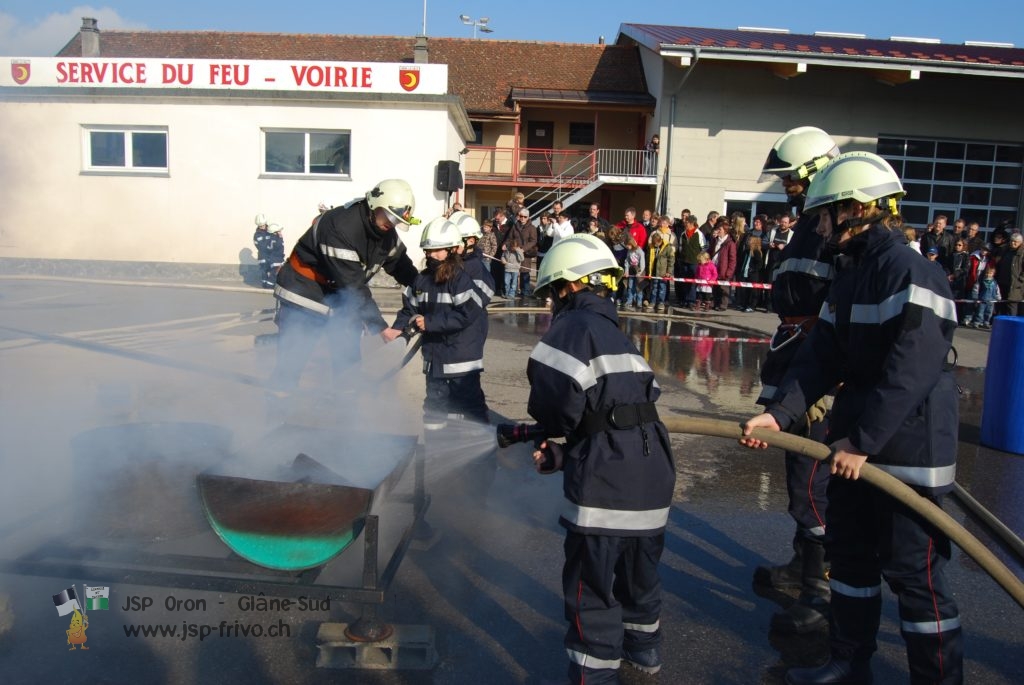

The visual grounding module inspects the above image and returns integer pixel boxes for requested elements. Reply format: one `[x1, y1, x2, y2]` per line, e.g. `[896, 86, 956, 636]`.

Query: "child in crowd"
[737, 234, 765, 312]
[501, 237, 524, 300]
[647, 231, 675, 313]
[625, 237, 646, 309]
[695, 251, 717, 311]
[967, 266, 1001, 329]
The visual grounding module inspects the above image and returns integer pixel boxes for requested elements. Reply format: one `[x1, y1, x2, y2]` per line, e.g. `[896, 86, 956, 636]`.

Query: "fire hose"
[496, 415, 1024, 610]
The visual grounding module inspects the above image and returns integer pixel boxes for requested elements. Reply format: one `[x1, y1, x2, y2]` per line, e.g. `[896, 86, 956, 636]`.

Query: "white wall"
[644, 54, 1024, 219]
[0, 93, 468, 267]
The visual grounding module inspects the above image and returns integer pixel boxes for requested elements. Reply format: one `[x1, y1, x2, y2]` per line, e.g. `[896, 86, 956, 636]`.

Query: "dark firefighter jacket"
[274, 199, 418, 332]
[758, 211, 836, 404]
[527, 290, 676, 536]
[392, 266, 485, 379]
[461, 249, 494, 353]
[767, 224, 959, 496]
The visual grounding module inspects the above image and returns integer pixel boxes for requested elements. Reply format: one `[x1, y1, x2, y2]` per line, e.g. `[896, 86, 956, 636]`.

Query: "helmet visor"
[384, 205, 415, 230]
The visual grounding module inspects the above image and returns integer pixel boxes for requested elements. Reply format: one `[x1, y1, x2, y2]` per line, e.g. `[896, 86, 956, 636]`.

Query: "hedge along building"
[618, 24, 1024, 233]
[0, 19, 472, 276]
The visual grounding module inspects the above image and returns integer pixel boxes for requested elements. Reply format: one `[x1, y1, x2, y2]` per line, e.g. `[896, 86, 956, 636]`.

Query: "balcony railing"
[464, 146, 656, 185]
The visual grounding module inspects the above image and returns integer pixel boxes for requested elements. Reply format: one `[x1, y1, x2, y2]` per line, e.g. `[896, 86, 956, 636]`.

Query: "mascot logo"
[399, 67, 420, 92]
[11, 60, 31, 85]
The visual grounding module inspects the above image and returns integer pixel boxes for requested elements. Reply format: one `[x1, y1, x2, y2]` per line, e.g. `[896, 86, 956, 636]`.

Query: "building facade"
[619, 24, 1024, 232]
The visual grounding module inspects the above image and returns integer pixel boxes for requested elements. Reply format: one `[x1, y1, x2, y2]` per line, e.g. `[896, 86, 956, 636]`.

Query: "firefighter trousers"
[785, 417, 830, 540]
[562, 532, 665, 683]
[825, 477, 963, 684]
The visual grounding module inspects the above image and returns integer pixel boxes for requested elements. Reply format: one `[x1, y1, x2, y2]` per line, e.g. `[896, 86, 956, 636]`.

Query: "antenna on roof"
[422, 0, 427, 35]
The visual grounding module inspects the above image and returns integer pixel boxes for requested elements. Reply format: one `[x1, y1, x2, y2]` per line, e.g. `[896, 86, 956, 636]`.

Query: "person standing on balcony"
[491, 209, 511, 297]
[645, 134, 660, 176]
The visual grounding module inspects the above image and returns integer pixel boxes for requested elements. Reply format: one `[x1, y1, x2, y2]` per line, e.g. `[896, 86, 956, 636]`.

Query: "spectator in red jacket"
[617, 207, 648, 249]
[710, 218, 737, 311]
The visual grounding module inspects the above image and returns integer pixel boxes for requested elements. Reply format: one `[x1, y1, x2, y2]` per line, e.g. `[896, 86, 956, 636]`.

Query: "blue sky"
[1, 1, 1021, 56]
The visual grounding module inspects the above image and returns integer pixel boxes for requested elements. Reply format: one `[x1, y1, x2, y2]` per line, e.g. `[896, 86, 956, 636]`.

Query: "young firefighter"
[754, 126, 842, 634]
[389, 216, 487, 427]
[742, 152, 962, 685]
[263, 223, 286, 288]
[526, 234, 676, 685]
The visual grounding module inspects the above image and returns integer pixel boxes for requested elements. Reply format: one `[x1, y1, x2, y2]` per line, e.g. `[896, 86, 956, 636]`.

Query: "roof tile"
[622, 24, 1024, 69]
[56, 31, 649, 114]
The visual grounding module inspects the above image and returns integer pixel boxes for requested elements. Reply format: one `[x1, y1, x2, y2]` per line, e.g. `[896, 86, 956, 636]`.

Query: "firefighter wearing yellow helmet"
[526, 233, 675, 683]
[743, 152, 962, 685]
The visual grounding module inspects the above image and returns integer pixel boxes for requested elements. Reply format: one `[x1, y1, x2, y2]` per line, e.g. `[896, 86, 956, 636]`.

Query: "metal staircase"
[522, 149, 656, 218]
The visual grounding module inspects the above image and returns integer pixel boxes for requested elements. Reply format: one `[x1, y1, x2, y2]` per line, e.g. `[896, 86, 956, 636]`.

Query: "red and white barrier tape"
[632, 333, 772, 344]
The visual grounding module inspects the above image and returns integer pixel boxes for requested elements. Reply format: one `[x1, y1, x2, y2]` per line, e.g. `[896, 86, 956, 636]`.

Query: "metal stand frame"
[0, 442, 433, 670]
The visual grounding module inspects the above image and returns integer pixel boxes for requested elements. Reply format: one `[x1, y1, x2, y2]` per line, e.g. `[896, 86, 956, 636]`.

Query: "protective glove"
[806, 396, 829, 424]
[533, 440, 564, 475]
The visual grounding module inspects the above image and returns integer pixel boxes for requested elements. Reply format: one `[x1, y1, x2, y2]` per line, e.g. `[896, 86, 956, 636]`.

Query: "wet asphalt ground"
[0, 276, 1021, 684]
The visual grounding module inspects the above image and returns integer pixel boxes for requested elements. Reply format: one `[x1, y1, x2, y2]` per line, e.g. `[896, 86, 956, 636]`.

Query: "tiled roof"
[621, 24, 1024, 70]
[57, 31, 650, 114]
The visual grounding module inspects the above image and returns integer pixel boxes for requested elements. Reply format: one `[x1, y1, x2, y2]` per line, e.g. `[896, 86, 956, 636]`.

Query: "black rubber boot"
[784, 659, 872, 684]
[754, 534, 803, 590]
[771, 538, 830, 633]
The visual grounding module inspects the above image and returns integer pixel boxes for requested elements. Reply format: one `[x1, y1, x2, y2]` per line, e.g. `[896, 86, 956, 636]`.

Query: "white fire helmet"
[267, 224, 283, 234]
[366, 179, 417, 230]
[760, 126, 841, 182]
[254, 213, 268, 227]
[534, 234, 623, 298]
[448, 211, 483, 240]
[419, 217, 463, 250]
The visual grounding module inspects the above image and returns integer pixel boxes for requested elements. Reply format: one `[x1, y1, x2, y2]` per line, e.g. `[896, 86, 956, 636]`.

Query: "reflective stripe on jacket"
[527, 290, 676, 535]
[767, 224, 958, 494]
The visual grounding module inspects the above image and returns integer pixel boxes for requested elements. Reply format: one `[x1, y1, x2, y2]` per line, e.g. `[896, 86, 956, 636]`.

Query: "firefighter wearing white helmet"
[366, 178, 417, 230]
[252, 215, 272, 286]
[525, 232, 675, 684]
[760, 126, 841, 209]
[743, 151, 962, 685]
[269, 179, 419, 394]
[389, 214, 489, 423]
[752, 127, 842, 637]
[255, 224, 286, 289]
[446, 210, 495, 362]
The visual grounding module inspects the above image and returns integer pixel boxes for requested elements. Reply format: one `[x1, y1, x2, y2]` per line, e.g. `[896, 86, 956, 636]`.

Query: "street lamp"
[459, 14, 494, 38]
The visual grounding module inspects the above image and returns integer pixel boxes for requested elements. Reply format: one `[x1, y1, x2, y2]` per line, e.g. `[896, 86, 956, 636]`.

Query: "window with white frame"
[877, 136, 1023, 230]
[83, 126, 168, 172]
[263, 129, 351, 177]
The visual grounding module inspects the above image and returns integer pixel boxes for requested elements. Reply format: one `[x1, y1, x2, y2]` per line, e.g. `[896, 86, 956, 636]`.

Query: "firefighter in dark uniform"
[253, 213, 271, 287]
[526, 234, 676, 685]
[269, 179, 419, 394]
[754, 127, 842, 634]
[389, 216, 488, 426]
[263, 224, 286, 288]
[743, 152, 963, 685]
[448, 210, 495, 379]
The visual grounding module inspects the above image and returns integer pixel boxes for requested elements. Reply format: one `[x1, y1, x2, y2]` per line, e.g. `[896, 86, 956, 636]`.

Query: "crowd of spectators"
[459, 193, 1023, 324]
